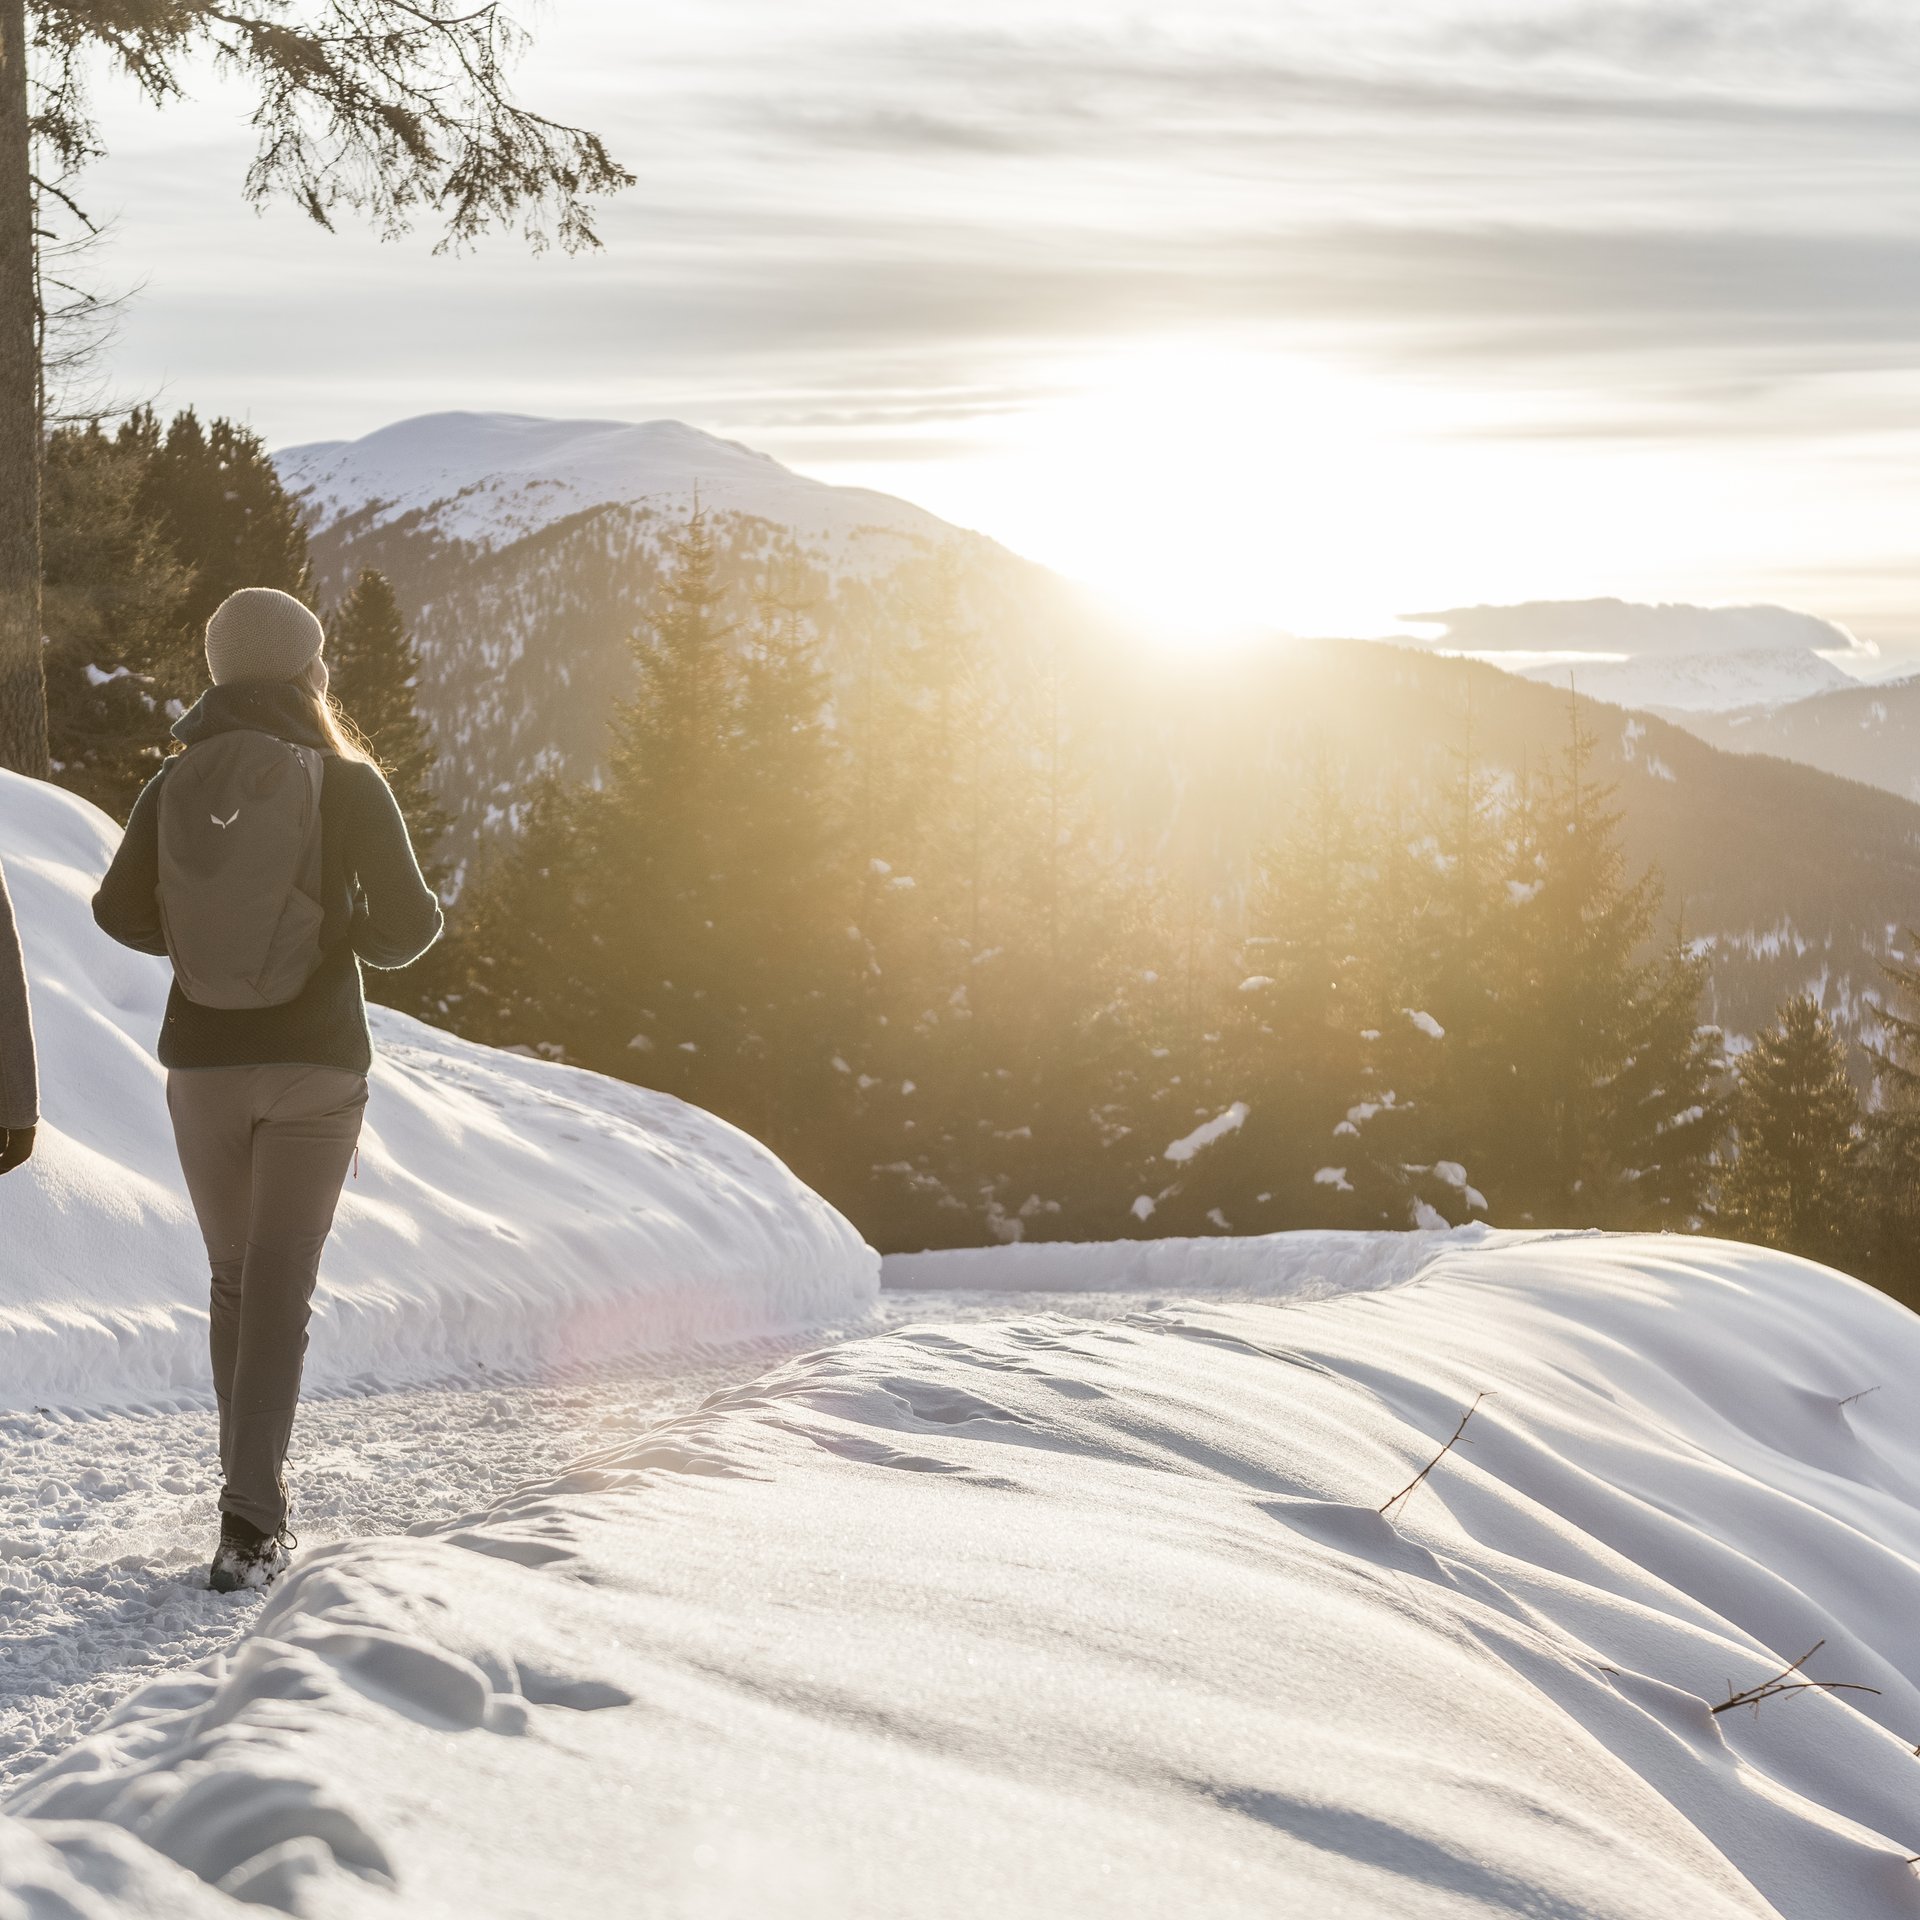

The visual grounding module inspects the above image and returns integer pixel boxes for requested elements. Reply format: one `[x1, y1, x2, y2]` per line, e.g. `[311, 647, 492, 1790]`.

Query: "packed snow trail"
[0, 1342, 811, 1787]
[3, 1280, 1312, 1792]
[9, 1232, 1920, 1918]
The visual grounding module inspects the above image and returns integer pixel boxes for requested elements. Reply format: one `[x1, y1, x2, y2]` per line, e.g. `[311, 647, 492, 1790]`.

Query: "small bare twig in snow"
[1711, 1640, 1880, 1717]
[1839, 1385, 1881, 1409]
[1380, 1393, 1490, 1521]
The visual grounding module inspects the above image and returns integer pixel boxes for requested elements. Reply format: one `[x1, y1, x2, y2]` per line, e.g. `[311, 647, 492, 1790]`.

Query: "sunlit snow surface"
[6, 1232, 1920, 1917]
[0, 769, 877, 1409]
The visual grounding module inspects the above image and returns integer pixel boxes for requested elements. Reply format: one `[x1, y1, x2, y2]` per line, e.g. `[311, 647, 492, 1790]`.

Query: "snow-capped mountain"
[277, 412, 1081, 877]
[280, 411, 957, 562]
[1517, 646, 1859, 715]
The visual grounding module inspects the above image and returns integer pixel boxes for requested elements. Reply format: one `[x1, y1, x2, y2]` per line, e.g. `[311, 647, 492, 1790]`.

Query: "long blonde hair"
[297, 656, 379, 768]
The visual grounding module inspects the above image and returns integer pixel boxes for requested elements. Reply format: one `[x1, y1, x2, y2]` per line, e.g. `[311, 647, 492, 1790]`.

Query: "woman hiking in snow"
[94, 588, 443, 1593]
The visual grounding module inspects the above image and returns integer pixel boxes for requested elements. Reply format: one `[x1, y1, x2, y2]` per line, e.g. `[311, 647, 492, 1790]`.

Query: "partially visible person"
[0, 856, 36, 1175]
[94, 587, 443, 1594]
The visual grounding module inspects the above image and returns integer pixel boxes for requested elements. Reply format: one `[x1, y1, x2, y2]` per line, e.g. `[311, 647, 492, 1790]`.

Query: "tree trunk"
[0, 0, 45, 780]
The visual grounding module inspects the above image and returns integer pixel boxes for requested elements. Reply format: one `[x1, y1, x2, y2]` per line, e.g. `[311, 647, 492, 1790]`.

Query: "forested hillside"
[47, 410, 1920, 1280]
[295, 437, 1920, 1064]
[1683, 676, 1920, 806]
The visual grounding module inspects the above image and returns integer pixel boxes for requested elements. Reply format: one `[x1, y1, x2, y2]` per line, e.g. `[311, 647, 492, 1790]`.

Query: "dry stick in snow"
[1380, 1392, 1490, 1522]
[1711, 1640, 1880, 1717]
[1839, 1385, 1882, 1408]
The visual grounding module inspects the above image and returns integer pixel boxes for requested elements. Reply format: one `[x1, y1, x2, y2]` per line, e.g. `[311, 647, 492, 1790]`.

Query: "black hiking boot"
[208, 1512, 294, 1593]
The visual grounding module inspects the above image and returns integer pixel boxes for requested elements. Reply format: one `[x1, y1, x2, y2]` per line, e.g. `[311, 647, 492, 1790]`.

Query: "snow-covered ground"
[0, 1344, 806, 1787]
[8, 1230, 1920, 1917]
[14, 760, 1920, 1916]
[0, 768, 877, 1411]
[0, 1290, 1206, 1793]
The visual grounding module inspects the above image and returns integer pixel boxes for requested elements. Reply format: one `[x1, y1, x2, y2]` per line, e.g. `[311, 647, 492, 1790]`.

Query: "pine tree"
[1179, 740, 1374, 1232]
[580, 505, 742, 1100]
[1600, 929, 1723, 1228]
[837, 554, 996, 1247]
[1495, 694, 1719, 1228]
[328, 569, 451, 881]
[982, 633, 1141, 1243]
[41, 423, 194, 816]
[1856, 931, 1920, 1298]
[443, 774, 597, 1060]
[1374, 693, 1519, 1229]
[131, 410, 312, 628]
[41, 408, 320, 821]
[723, 550, 852, 1154]
[1719, 994, 1863, 1263]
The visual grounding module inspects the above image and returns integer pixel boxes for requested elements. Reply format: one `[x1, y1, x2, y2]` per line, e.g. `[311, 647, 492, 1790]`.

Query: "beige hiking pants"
[166, 1064, 367, 1534]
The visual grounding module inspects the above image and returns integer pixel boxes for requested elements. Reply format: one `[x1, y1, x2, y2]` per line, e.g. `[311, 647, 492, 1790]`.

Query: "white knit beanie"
[205, 588, 326, 687]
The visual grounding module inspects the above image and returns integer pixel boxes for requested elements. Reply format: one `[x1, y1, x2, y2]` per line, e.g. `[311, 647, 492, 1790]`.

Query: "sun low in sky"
[72, 0, 1920, 662]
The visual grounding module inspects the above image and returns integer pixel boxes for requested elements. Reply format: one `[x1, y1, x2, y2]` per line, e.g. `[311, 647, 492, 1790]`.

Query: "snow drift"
[9, 1231, 1920, 1917]
[0, 769, 876, 1409]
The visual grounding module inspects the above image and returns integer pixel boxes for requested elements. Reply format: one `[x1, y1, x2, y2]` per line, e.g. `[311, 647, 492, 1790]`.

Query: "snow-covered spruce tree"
[1718, 993, 1863, 1263]
[327, 569, 451, 882]
[0, 1, 630, 778]
[1360, 697, 1523, 1230]
[1166, 740, 1376, 1234]
[1598, 927, 1722, 1229]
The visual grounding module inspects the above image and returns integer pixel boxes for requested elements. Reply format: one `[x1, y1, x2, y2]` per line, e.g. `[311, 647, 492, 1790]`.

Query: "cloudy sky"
[68, 0, 1920, 655]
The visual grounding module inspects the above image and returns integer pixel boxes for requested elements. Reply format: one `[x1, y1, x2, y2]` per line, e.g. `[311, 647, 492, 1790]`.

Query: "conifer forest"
[41, 411, 1920, 1301]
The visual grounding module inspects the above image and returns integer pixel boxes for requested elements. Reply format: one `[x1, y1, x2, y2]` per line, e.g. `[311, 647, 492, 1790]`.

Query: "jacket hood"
[172, 681, 332, 753]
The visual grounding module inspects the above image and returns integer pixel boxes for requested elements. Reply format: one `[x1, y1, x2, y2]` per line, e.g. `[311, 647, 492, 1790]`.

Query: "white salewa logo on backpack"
[211, 809, 240, 829]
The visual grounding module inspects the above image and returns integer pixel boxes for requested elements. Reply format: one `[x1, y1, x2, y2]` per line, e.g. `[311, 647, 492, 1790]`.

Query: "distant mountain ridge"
[1681, 673, 1920, 806]
[280, 411, 957, 561]
[1520, 648, 1859, 716]
[275, 413, 1920, 1060]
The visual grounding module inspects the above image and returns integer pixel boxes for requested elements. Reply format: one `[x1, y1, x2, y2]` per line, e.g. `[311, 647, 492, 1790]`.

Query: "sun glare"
[813, 337, 1896, 656]
[816, 338, 1597, 649]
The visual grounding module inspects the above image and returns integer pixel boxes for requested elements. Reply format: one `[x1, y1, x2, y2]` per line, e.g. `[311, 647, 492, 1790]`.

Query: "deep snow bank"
[11, 1233, 1920, 1917]
[0, 769, 876, 1408]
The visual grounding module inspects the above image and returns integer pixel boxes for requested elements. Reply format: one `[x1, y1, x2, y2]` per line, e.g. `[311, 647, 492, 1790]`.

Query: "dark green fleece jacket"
[92, 683, 444, 1074]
